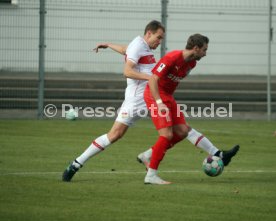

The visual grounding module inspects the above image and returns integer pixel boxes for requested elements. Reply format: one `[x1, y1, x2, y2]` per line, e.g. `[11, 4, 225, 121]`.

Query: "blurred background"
[0, 0, 275, 119]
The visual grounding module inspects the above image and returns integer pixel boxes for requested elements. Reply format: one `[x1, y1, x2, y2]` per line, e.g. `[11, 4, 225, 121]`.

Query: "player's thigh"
[170, 99, 189, 138]
[116, 97, 146, 126]
[149, 105, 173, 130]
[170, 100, 187, 125]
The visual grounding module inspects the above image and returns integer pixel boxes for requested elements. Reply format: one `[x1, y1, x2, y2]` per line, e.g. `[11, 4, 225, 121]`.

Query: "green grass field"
[0, 119, 275, 221]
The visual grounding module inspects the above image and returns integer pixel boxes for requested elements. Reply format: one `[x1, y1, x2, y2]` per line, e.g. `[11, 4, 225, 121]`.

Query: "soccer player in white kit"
[62, 20, 165, 181]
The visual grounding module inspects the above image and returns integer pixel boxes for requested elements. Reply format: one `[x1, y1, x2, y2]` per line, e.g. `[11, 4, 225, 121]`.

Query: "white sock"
[143, 148, 152, 159]
[146, 168, 157, 177]
[187, 128, 219, 155]
[75, 134, 111, 166]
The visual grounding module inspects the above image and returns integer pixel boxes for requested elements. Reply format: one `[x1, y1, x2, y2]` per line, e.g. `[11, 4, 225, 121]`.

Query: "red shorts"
[144, 92, 187, 130]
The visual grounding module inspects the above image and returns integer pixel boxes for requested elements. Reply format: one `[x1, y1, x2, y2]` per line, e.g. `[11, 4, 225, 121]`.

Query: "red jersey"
[151, 50, 196, 95]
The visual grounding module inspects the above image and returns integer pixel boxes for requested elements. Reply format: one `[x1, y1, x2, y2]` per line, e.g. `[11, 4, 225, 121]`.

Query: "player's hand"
[93, 43, 109, 53]
[157, 103, 169, 114]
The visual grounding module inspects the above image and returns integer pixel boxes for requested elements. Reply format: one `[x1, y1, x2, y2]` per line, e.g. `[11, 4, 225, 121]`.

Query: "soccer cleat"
[62, 162, 80, 182]
[221, 144, 240, 166]
[137, 152, 150, 170]
[144, 174, 172, 185]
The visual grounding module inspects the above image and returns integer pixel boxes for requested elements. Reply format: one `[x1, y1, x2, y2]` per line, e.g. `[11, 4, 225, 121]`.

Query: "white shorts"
[115, 96, 148, 126]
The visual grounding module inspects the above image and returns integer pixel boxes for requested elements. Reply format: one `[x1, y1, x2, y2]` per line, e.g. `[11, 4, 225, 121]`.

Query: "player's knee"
[177, 127, 189, 139]
[182, 130, 189, 139]
[162, 132, 174, 140]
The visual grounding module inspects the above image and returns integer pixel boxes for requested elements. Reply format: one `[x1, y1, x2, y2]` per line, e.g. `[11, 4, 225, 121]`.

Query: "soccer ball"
[202, 155, 224, 177]
[65, 109, 77, 120]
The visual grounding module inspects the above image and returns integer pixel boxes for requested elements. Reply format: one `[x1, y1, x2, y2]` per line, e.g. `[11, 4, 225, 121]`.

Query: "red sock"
[167, 133, 184, 150]
[149, 136, 171, 170]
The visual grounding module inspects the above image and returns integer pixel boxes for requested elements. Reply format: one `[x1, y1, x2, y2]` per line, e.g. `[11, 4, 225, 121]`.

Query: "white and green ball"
[65, 109, 77, 120]
[202, 155, 224, 177]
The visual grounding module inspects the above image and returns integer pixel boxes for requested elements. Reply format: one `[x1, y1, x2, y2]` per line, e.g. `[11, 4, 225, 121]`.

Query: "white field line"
[1, 170, 276, 176]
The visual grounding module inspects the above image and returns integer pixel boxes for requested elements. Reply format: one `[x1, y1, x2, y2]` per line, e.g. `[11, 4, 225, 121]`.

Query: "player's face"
[147, 28, 164, 50]
[194, 43, 208, 60]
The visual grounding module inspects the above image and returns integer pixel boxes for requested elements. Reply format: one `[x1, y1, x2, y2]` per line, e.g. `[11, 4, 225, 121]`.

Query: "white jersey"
[125, 36, 156, 98]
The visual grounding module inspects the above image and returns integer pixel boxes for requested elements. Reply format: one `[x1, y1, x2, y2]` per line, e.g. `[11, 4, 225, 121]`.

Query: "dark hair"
[186, 34, 209, 49]
[144, 20, 165, 35]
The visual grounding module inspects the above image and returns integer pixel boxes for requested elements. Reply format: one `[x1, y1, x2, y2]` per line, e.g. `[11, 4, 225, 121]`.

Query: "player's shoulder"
[161, 50, 182, 64]
[128, 36, 146, 50]
[127, 36, 150, 57]
[166, 50, 183, 58]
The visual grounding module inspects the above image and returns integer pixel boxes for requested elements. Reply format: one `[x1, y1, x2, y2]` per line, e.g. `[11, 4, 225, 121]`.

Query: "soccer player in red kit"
[143, 34, 239, 184]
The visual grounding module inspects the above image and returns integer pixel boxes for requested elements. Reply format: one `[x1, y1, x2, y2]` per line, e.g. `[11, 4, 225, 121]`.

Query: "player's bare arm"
[123, 59, 151, 81]
[148, 74, 168, 112]
[93, 43, 127, 55]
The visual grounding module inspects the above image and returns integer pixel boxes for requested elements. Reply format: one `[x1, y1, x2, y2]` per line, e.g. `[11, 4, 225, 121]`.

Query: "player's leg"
[137, 132, 185, 169]
[75, 121, 129, 165]
[144, 123, 191, 184]
[186, 126, 219, 155]
[186, 126, 240, 166]
[62, 98, 137, 182]
[62, 121, 129, 182]
[170, 101, 239, 166]
[138, 100, 188, 168]
[137, 148, 152, 169]
[144, 98, 175, 185]
[168, 124, 189, 147]
[145, 127, 173, 185]
[168, 106, 189, 147]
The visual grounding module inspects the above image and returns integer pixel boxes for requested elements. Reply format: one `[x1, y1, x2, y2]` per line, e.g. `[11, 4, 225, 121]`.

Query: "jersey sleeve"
[151, 56, 173, 78]
[125, 42, 141, 64]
